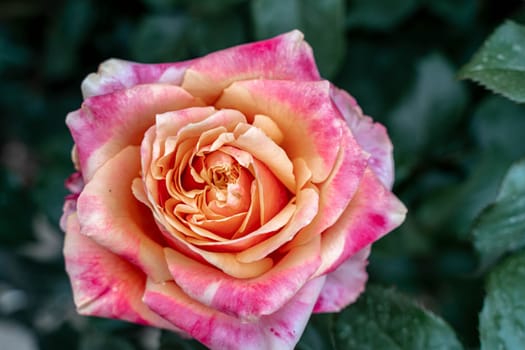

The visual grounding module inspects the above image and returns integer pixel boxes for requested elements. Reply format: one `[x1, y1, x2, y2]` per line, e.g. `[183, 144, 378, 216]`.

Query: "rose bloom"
[61, 31, 406, 350]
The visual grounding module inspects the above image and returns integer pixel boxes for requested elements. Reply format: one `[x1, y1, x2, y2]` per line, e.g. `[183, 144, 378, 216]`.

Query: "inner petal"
[135, 104, 307, 269]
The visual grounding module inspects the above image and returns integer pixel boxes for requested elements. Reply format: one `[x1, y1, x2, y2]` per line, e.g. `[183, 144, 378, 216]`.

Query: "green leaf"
[346, 0, 419, 30]
[387, 54, 467, 180]
[459, 20, 525, 103]
[499, 159, 525, 198]
[479, 250, 525, 350]
[251, 0, 345, 78]
[335, 286, 463, 350]
[472, 159, 525, 267]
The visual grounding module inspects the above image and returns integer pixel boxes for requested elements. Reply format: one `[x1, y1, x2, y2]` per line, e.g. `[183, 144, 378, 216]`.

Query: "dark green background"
[1, 0, 525, 349]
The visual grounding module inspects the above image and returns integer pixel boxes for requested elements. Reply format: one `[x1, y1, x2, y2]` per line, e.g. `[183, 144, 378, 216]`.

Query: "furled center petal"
[202, 151, 252, 216]
[135, 107, 293, 245]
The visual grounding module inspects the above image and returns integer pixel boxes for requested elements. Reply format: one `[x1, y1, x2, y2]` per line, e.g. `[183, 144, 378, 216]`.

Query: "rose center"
[202, 151, 238, 190]
[207, 163, 240, 190]
[201, 151, 248, 209]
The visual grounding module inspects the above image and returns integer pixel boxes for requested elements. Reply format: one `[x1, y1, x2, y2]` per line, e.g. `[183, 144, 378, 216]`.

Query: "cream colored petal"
[252, 114, 284, 145]
[192, 200, 296, 251]
[236, 187, 319, 263]
[293, 157, 312, 190]
[231, 124, 295, 193]
[77, 146, 171, 283]
[216, 80, 346, 183]
[252, 158, 289, 224]
[68, 84, 201, 181]
[165, 247, 273, 279]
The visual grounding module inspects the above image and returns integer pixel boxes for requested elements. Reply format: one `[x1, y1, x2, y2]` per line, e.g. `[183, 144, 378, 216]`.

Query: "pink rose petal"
[313, 245, 370, 313]
[67, 84, 200, 180]
[217, 80, 350, 184]
[163, 236, 321, 320]
[76, 146, 172, 283]
[331, 86, 395, 189]
[63, 213, 179, 332]
[284, 124, 369, 249]
[181, 30, 320, 103]
[315, 168, 406, 277]
[143, 275, 325, 350]
[81, 58, 195, 98]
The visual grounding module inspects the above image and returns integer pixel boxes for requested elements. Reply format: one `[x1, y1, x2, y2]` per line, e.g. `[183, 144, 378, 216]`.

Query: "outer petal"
[315, 168, 407, 277]
[182, 30, 320, 103]
[60, 172, 83, 231]
[217, 80, 356, 183]
[164, 236, 321, 320]
[60, 195, 78, 231]
[76, 146, 172, 283]
[81, 58, 194, 98]
[63, 213, 179, 332]
[331, 86, 395, 189]
[143, 276, 326, 350]
[67, 84, 200, 180]
[313, 245, 370, 313]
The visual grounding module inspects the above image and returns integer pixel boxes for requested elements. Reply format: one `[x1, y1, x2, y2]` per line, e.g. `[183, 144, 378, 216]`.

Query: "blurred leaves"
[425, 0, 478, 27]
[0, 321, 37, 350]
[335, 39, 417, 120]
[78, 333, 135, 350]
[0, 30, 32, 75]
[388, 54, 467, 180]
[334, 286, 463, 350]
[479, 251, 525, 350]
[296, 313, 336, 350]
[419, 96, 525, 238]
[43, 0, 94, 80]
[346, 0, 418, 30]
[251, 0, 345, 77]
[459, 20, 525, 103]
[471, 95, 525, 160]
[417, 150, 508, 238]
[132, 15, 190, 63]
[0, 166, 35, 246]
[473, 159, 525, 267]
[188, 14, 246, 57]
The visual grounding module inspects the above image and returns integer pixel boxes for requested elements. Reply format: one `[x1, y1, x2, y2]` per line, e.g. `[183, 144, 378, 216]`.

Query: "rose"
[60, 30, 406, 350]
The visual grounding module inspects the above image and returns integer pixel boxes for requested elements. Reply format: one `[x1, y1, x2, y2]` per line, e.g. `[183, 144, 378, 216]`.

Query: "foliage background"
[1, 0, 525, 349]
